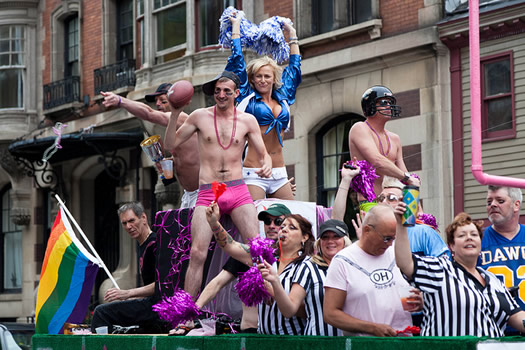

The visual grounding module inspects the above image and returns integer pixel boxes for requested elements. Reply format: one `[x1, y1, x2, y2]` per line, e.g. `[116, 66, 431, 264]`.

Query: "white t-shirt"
[324, 244, 412, 336]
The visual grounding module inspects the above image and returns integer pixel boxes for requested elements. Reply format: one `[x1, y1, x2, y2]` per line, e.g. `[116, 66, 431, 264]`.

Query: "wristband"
[118, 96, 121, 106]
[289, 40, 299, 45]
[289, 37, 298, 41]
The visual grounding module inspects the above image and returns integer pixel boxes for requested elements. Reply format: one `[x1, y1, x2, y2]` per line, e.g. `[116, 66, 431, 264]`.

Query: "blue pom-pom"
[218, 7, 293, 63]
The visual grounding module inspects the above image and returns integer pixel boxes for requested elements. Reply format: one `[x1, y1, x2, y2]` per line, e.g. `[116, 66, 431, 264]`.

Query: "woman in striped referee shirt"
[395, 210, 525, 336]
[206, 202, 314, 335]
[260, 219, 351, 335]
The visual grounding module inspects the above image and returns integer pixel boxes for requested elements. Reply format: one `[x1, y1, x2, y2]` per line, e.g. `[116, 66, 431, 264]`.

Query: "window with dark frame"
[311, 0, 372, 37]
[316, 114, 364, 241]
[481, 51, 515, 141]
[0, 25, 25, 109]
[118, 0, 134, 60]
[64, 16, 79, 77]
[154, 0, 186, 59]
[0, 186, 22, 293]
[197, 0, 237, 49]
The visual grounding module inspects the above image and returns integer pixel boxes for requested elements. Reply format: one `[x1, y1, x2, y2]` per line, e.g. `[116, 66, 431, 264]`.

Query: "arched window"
[316, 113, 364, 240]
[0, 185, 22, 292]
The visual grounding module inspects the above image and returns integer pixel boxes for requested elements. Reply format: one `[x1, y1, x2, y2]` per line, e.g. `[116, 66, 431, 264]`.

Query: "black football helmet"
[361, 86, 401, 118]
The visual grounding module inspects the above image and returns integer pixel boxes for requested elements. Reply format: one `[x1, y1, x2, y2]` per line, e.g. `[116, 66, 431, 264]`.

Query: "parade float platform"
[31, 334, 525, 350]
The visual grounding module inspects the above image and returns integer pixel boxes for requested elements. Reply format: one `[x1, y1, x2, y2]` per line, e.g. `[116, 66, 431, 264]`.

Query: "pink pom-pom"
[152, 289, 201, 328]
[348, 160, 379, 202]
[249, 236, 276, 264]
[235, 266, 271, 307]
[418, 213, 438, 230]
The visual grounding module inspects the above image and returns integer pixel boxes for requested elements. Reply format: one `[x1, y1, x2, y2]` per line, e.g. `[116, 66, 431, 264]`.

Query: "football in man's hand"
[167, 80, 194, 108]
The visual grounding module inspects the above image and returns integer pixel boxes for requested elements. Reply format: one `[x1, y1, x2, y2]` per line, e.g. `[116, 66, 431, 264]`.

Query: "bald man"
[323, 205, 416, 336]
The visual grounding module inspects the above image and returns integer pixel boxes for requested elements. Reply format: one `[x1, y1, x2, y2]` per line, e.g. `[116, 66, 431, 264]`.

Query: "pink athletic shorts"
[195, 179, 253, 215]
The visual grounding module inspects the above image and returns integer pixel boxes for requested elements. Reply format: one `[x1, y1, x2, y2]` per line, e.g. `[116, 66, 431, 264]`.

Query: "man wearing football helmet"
[349, 85, 419, 199]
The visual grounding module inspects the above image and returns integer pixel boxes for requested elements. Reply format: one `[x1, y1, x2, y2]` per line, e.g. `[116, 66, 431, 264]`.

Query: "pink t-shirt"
[324, 244, 412, 336]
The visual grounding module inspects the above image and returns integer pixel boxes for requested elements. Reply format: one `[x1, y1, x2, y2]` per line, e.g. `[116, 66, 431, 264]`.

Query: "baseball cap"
[202, 71, 241, 96]
[319, 219, 349, 238]
[145, 83, 172, 102]
[257, 203, 291, 221]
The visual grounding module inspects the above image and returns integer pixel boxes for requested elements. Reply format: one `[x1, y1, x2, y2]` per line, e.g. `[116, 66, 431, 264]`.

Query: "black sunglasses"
[263, 217, 284, 226]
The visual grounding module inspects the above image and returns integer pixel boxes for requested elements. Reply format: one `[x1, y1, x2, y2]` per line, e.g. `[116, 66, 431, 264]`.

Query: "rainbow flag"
[35, 208, 100, 334]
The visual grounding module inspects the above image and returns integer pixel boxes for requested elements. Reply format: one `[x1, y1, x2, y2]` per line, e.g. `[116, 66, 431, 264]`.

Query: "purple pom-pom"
[418, 213, 438, 230]
[152, 289, 201, 328]
[235, 266, 271, 307]
[348, 160, 379, 202]
[249, 236, 276, 264]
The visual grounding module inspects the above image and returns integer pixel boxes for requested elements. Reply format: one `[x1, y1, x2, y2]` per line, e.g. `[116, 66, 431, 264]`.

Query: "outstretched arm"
[101, 91, 170, 126]
[331, 160, 360, 220]
[206, 202, 252, 264]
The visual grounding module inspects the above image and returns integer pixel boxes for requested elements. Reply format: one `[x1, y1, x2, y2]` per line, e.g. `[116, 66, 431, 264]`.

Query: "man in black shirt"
[91, 202, 166, 333]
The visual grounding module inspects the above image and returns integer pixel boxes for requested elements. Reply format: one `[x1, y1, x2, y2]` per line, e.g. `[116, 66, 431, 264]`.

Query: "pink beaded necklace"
[365, 120, 391, 157]
[214, 105, 237, 150]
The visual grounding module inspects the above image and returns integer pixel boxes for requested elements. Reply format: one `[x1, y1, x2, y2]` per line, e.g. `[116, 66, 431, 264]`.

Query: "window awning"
[8, 130, 145, 163]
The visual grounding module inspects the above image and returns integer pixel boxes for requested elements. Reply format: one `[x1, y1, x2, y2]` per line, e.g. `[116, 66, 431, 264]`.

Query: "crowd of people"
[92, 13, 525, 338]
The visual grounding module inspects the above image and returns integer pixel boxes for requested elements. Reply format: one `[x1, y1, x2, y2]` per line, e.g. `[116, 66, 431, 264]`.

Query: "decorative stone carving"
[11, 207, 31, 226]
[0, 149, 25, 180]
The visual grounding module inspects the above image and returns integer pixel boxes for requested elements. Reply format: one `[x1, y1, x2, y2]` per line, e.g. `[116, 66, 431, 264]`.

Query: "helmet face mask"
[361, 86, 402, 118]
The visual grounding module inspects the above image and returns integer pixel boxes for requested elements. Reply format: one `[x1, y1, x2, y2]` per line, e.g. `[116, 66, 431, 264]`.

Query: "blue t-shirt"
[408, 224, 450, 258]
[225, 38, 302, 147]
[478, 224, 525, 311]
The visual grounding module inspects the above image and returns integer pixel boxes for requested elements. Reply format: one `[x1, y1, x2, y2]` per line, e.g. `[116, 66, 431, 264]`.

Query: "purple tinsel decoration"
[418, 213, 438, 230]
[235, 266, 271, 307]
[348, 160, 379, 202]
[152, 289, 201, 328]
[249, 236, 276, 264]
[218, 7, 293, 63]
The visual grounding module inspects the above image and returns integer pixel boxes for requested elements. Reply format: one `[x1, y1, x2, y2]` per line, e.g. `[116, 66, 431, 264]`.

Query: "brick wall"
[81, 1, 103, 102]
[41, 0, 103, 115]
[381, 0, 425, 36]
[264, 0, 294, 21]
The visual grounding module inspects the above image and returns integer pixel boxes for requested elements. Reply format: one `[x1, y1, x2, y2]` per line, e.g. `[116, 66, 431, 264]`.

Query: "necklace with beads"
[365, 120, 391, 157]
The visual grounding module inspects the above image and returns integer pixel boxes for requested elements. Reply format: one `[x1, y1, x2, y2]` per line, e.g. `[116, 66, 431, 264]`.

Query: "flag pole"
[54, 194, 120, 289]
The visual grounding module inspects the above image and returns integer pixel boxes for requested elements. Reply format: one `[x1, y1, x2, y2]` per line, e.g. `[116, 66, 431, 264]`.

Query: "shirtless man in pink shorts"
[164, 71, 272, 298]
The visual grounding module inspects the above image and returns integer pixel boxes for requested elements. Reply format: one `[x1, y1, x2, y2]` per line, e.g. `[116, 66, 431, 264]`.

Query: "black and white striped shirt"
[258, 261, 306, 335]
[412, 254, 520, 336]
[293, 257, 342, 336]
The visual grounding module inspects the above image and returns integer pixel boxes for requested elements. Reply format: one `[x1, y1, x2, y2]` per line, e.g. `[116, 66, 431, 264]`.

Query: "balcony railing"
[43, 76, 81, 110]
[94, 59, 136, 94]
